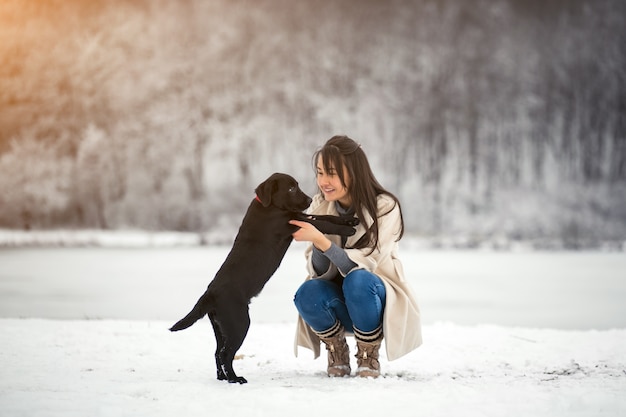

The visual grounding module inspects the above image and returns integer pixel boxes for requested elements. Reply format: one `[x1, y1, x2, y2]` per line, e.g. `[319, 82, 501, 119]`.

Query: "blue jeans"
[294, 269, 386, 333]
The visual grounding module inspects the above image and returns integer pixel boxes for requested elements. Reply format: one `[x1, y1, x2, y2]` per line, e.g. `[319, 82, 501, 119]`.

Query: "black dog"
[170, 172, 358, 384]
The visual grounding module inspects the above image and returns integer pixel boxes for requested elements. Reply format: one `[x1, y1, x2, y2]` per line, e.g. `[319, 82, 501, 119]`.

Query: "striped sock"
[315, 320, 343, 340]
[353, 325, 383, 343]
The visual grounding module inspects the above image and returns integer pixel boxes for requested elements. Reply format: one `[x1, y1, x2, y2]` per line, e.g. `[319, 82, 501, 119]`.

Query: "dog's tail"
[169, 292, 210, 332]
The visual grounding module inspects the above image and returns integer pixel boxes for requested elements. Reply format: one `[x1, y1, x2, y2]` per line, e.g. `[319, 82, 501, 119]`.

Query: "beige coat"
[294, 193, 422, 361]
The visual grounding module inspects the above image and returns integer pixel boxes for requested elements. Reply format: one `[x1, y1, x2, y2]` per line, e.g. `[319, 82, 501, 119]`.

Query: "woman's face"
[316, 156, 352, 208]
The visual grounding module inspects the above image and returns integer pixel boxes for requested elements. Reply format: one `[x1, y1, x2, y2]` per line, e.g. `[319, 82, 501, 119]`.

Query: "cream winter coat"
[294, 193, 422, 361]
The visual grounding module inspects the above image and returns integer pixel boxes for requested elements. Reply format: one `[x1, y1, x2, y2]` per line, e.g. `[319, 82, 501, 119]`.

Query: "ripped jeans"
[294, 269, 386, 333]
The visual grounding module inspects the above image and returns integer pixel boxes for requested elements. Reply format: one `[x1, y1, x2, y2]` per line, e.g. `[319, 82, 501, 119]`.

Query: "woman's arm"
[290, 219, 331, 251]
[294, 220, 357, 277]
[317, 243, 357, 276]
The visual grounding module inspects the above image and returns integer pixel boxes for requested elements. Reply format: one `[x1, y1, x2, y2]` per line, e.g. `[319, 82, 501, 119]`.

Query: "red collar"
[255, 195, 263, 204]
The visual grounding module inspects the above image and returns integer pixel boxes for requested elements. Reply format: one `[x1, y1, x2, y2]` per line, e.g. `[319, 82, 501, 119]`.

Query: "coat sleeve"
[303, 194, 342, 280]
[343, 195, 402, 275]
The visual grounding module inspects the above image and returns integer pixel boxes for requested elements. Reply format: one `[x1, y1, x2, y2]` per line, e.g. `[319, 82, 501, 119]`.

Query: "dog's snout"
[295, 191, 312, 211]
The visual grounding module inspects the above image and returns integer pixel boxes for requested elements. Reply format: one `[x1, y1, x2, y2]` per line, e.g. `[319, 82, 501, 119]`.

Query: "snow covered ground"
[2, 319, 624, 417]
[1, 242, 625, 416]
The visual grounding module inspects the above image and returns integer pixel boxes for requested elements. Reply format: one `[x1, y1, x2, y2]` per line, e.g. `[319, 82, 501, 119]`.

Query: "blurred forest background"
[1, 0, 625, 248]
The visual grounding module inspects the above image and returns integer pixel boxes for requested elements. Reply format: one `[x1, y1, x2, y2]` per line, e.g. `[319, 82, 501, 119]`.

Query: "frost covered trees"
[0, 0, 624, 246]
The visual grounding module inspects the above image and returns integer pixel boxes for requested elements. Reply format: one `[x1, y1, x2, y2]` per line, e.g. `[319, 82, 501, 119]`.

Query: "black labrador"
[170, 172, 358, 384]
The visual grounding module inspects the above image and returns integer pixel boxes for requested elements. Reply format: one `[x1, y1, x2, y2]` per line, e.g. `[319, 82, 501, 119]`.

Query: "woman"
[289, 135, 422, 378]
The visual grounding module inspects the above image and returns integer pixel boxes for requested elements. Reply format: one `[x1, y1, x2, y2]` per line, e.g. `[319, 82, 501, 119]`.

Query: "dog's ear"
[254, 177, 276, 207]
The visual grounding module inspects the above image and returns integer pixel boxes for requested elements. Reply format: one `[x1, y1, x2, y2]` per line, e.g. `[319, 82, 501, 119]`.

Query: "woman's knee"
[343, 270, 383, 297]
[294, 279, 335, 313]
[294, 279, 347, 332]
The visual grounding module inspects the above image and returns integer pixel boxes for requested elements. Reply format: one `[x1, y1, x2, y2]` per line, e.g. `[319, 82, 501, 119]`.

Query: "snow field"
[1, 319, 624, 417]
[1, 244, 625, 416]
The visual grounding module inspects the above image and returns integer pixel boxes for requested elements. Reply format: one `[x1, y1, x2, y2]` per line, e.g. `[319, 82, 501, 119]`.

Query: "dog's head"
[254, 173, 312, 212]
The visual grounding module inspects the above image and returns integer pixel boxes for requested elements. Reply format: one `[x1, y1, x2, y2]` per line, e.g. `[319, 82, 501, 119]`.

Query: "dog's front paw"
[343, 217, 360, 227]
[343, 226, 357, 236]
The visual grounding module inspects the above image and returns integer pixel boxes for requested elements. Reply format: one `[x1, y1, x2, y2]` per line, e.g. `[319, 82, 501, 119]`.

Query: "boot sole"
[356, 367, 380, 378]
[328, 365, 351, 377]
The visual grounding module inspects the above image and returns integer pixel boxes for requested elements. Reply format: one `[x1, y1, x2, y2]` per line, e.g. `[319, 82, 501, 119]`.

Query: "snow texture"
[1, 242, 625, 416]
[1, 320, 624, 417]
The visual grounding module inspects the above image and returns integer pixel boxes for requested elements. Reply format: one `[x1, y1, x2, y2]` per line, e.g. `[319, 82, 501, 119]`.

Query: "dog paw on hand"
[343, 217, 360, 226]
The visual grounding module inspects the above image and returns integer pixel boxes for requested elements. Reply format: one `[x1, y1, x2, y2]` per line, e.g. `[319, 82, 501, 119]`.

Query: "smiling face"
[316, 155, 352, 208]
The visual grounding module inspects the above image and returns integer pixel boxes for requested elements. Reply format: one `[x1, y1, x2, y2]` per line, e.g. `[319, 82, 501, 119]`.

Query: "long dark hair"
[313, 135, 404, 252]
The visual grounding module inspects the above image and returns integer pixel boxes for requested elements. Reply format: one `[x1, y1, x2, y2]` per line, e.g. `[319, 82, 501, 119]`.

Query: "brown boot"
[317, 321, 351, 377]
[354, 326, 383, 378]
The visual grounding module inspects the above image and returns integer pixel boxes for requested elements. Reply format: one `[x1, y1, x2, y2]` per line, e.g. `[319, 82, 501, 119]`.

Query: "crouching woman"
[290, 135, 422, 378]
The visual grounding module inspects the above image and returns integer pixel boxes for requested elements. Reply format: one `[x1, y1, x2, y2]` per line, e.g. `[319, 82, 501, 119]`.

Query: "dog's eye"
[288, 186, 296, 193]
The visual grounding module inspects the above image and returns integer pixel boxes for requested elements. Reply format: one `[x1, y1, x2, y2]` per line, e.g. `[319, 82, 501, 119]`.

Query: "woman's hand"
[289, 220, 332, 252]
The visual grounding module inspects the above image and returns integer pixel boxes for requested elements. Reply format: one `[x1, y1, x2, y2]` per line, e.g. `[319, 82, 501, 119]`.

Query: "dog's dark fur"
[169, 173, 358, 384]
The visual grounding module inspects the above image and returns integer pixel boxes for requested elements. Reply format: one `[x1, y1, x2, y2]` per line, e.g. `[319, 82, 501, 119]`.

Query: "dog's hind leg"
[208, 311, 228, 381]
[210, 301, 251, 384]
